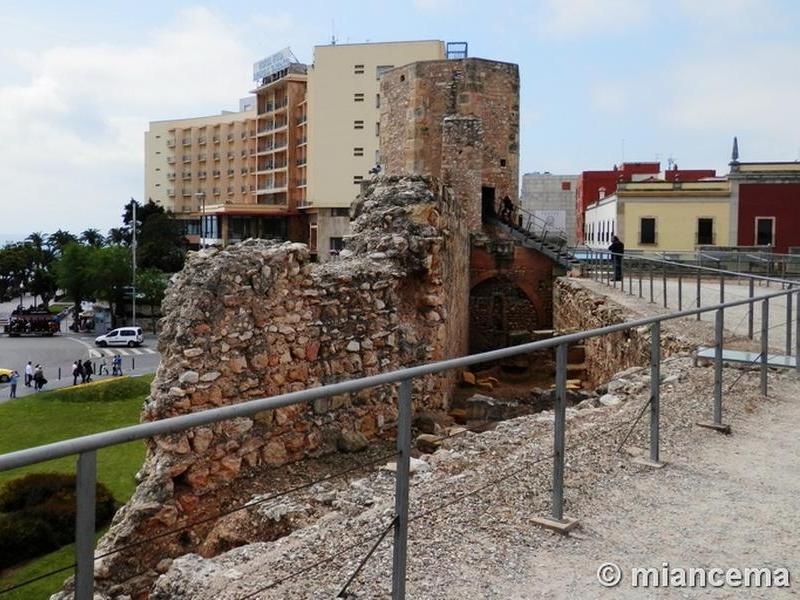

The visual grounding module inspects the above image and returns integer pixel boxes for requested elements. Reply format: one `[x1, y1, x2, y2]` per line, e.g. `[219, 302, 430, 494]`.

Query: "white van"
[95, 327, 144, 348]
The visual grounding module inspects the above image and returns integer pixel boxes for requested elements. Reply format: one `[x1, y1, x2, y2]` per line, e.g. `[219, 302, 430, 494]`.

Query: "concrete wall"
[521, 173, 578, 245]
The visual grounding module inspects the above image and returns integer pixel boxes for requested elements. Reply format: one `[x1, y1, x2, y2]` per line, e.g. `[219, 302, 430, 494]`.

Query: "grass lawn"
[0, 375, 152, 599]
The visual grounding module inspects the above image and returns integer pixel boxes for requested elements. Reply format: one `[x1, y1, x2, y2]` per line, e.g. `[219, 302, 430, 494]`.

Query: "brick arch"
[469, 275, 541, 354]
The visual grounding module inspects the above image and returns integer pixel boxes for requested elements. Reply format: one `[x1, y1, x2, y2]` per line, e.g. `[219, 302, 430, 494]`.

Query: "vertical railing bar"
[662, 263, 667, 308]
[649, 264, 654, 304]
[696, 266, 701, 321]
[795, 289, 799, 374]
[391, 379, 412, 600]
[75, 450, 97, 600]
[761, 298, 769, 397]
[552, 343, 568, 522]
[786, 284, 792, 357]
[650, 321, 661, 463]
[713, 308, 724, 426]
[678, 272, 683, 311]
[748, 278, 755, 339]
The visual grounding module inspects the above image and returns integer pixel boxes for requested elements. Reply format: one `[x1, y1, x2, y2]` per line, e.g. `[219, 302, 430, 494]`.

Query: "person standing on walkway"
[9, 370, 19, 398]
[33, 365, 46, 392]
[25, 361, 33, 387]
[83, 359, 93, 383]
[98, 357, 109, 376]
[72, 361, 80, 386]
[609, 235, 624, 282]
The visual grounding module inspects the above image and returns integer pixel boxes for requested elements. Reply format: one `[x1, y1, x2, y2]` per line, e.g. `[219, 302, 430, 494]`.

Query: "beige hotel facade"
[145, 40, 445, 257]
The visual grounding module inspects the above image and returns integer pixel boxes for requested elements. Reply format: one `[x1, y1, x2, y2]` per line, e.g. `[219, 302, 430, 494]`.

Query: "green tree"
[122, 199, 186, 272]
[137, 268, 167, 332]
[88, 246, 132, 326]
[28, 267, 58, 309]
[47, 230, 78, 256]
[80, 228, 105, 248]
[106, 227, 128, 246]
[54, 243, 93, 321]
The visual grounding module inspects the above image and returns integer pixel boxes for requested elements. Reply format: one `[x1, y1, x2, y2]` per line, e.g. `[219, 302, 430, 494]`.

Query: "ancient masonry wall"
[87, 176, 469, 597]
[380, 57, 520, 230]
[554, 279, 692, 387]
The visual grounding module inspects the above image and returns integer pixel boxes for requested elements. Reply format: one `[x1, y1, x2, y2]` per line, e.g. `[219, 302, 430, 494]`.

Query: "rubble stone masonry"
[80, 176, 469, 598]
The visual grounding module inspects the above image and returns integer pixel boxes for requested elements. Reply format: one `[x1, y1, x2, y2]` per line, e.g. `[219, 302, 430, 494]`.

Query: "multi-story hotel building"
[146, 40, 447, 254]
[305, 40, 445, 255]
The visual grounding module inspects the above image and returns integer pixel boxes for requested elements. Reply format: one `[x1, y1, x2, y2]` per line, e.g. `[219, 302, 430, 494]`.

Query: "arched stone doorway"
[469, 276, 540, 355]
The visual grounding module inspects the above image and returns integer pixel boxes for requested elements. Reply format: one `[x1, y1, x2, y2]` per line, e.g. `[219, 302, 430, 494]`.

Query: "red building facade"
[732, 163, 800, 253]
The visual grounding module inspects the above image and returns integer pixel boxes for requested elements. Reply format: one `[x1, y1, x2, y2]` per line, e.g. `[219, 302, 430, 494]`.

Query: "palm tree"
[26, 232, 46, 252]
[81, 228, 105, 248]
[106, 227, 129, 246]
[47, 230, 78, 255]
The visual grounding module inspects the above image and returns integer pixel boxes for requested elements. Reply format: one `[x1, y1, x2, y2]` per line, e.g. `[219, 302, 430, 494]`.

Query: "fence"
[0, 277, 798, 599]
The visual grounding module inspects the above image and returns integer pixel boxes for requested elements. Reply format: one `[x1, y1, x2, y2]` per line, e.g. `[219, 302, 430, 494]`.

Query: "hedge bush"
[0, 473, 117, 569]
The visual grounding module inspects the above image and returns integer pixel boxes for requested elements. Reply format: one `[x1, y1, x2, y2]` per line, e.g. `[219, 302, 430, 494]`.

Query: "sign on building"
[253, 47, 297, 82]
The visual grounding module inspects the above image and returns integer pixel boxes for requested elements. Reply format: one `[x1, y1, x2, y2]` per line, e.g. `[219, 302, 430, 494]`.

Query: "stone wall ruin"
[76, 176, 469, 598]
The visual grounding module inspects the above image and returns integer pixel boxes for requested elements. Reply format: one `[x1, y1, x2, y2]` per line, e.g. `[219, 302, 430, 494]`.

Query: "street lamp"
[18, 282, 24, 312]
[195, 191, 206, 249]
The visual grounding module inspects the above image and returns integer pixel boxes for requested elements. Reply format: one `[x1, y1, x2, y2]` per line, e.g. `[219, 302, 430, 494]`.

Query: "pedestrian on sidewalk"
[33, 365, 46, 392]
[83, 359, 93, 383]
[98, 357, 109, 376]
[9, 370, 19, 398]
[77, 359, 86, 384]
[609, 235, 624, 282]
[72, 361, 80, 386]
[25, 361, 33, 387]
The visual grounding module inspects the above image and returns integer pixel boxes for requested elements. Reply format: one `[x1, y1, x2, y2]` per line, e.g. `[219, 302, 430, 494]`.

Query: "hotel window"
[376, 93, 380, 108]
[640, 217, 657, 245]
[353, 147, 364, 157]
[353, 175, 364, 185]
[354, 120, 364, 130]
[376, 65, 394, 80]
[354, 64, 365, 74]
[755, 217, 775, 246]
[354, 93, 365, 102]
[375, 122, 380, 137]
[330, 237, 345, 252]
[697, 218, 714, 245]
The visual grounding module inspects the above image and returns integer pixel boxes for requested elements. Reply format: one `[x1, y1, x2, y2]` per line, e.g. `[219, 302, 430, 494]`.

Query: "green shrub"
[0, 473, 117, 568]
[0, 514, 59, 570]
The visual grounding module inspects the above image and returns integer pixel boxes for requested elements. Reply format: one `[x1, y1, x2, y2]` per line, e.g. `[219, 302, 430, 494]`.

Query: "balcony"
[213, 188, 221, 195]
[298, 178, 307, 187]
[227, 187, 234, 195]
[241, 168, 249, 175]
[182, 139, 191, 146]
[227, 133, 234, 142]
[182, 155, 191, 163]
[296, 158, 307, 167]
[182, 172, 192, 180]
[213, 152, 220, 160]
[166, 139, 176, 147]
[168, 189, 175, 197]
[167, 156, 176, 164]
[198, 171, 207, 179]
[227, 153, 235, 160]
[167, 173, 176, 181]
[213, 170, 221, 177]
[227, 169, 235, 176]
[182, 190, 191, 197]
[296, 116, 307, 125]
[298, 136, 308, 146]
[198, 154, 206, 161]
[212, 135, 220, 143]
[198, 137, 206, 145]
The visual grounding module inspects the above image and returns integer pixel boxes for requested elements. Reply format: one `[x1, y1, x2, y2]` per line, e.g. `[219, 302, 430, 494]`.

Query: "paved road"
[0, 332, 160, 401]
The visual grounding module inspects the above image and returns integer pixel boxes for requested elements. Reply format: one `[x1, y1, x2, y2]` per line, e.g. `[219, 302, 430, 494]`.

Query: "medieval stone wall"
[380, 57, 520, 227]
[83, 176, 469, 598]
[553, 279, 692, 387]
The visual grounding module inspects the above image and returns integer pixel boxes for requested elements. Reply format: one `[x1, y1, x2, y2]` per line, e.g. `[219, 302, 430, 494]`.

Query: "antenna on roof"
[731, 136, 739, 164]
[331, 19, 336, 45]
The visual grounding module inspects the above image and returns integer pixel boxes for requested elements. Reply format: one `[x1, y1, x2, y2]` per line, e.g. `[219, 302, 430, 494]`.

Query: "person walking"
[499, 195, 515, 225]
[98, 357, 109, 376]
[72, 361, 80, 386]
[9, 370, 19, 398]
[609, 235, 625, 281]
[113, 355, 123, 376]
[77, 359, 86, 384]
[33, 365, 46, 392]
[83, 359, 93, 383]
[25, 361, 33, 387]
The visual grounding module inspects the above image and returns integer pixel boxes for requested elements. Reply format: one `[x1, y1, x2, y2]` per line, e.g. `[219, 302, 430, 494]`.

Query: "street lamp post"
[195, 192, 206, 249]
[18, 282, 24, 312]
[131, 198, 138, 328]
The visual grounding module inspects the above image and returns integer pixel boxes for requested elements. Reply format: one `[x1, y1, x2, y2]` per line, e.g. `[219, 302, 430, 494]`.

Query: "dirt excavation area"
[151, 349, 800, 598]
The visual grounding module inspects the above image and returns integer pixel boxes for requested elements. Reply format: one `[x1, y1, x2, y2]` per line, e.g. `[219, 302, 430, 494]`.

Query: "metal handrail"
[1, 277, 798, 599]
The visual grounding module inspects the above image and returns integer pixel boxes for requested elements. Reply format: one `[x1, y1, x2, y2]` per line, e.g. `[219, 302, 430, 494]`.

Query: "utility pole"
[131, 198, 137, 327]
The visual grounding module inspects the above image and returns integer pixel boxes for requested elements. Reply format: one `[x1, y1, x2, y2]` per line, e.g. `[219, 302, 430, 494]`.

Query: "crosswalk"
[87, 348, 158, 358]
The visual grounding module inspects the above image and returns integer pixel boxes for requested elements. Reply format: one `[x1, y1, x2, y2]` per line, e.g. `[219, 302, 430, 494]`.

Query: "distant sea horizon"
[0, 233, 24, 246]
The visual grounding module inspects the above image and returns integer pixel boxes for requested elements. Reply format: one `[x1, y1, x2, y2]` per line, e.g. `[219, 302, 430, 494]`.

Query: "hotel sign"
[253, 47, 296, 82]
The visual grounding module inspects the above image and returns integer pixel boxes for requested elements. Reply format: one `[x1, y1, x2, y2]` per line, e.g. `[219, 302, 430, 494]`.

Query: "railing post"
[75, 451, 97, 600]
[678, 272, 683, 311]
[649, 321, 662, 464]
[628, 259, 633, 295]
[698, 308, 730, 433]
[662, 263, 667, 308]
[748, 278, 755, 340]
[638, 262, 643, 298]
[696, 266, 701, 321]
[649, 264, 654, 303]
[533, 343, 577, 532]
[786, 285, 792, 357]
[392, 379, 412, 600]
[795, 289, 799, 374]
[761, 298, 769, 397]
[720, 274, 725, 304]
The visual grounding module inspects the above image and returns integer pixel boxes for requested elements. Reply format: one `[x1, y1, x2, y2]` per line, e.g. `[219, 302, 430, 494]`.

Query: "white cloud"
[590, 84, 628, 114]
[537, 0, 651, 38]
[0, 7, 253, 235]
[664, 43, 800, 140]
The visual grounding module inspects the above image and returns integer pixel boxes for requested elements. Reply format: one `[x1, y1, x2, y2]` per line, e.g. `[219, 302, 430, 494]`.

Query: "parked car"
[95, 327, 144, 348]
[0, 368, 12, 383]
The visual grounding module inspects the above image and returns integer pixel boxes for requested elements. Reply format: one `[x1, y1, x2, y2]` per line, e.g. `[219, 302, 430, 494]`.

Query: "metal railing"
[1, 279, 798, 598]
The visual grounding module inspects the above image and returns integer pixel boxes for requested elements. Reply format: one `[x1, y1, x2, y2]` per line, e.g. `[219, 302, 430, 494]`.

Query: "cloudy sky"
[1, 0, 799, 238]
